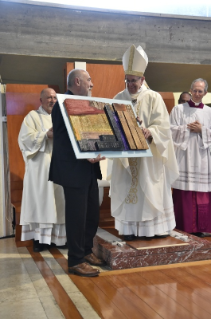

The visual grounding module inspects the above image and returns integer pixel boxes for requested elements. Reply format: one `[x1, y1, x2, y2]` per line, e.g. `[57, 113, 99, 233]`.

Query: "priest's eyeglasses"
[192, 89, 204, 94]
[125, 78, 141, 84]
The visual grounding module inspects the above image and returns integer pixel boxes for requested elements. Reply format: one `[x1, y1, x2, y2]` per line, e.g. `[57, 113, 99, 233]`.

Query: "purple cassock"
[173, 189, 211, 233]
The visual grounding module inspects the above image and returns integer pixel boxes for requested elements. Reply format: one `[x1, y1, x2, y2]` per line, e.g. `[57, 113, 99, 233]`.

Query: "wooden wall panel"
[11, 181, 23, 191]
[6, 84, 59, 94]
[86, 64, 125, 99]
[99, 187, 114, 228]
[7, 115, 25, 182]
[65, 62, 125, 98]
[6, 93, 42, 115]
[159, 92, 175, 114]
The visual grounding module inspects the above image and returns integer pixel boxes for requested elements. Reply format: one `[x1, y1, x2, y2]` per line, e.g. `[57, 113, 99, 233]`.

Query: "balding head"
[40, 88, 57, 114]
[190, 78, 208, 103]
[67, 69, 93, 96]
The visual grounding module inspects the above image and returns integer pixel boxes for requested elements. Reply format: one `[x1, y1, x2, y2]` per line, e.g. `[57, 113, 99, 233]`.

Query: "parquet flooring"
[34, 241, 211, 319]
[2, 236, 211, 318]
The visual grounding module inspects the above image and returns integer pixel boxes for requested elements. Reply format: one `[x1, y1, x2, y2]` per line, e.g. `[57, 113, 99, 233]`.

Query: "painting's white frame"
[57, 94, 152, 159]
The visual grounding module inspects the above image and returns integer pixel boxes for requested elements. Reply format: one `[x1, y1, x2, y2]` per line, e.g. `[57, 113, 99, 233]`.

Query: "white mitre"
[123, 44, 148, 77]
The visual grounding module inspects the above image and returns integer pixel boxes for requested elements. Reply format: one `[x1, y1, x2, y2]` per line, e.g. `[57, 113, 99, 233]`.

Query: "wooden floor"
[2, 236, 211, 318]
[70, 261, 211, 319]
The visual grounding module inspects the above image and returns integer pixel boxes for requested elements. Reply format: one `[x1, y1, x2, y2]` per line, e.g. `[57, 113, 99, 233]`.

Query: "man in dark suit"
[49, 69, 105, 277]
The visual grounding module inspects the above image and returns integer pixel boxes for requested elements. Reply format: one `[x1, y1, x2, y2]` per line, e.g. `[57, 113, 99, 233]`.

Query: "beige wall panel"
[0, 1, 211, 65]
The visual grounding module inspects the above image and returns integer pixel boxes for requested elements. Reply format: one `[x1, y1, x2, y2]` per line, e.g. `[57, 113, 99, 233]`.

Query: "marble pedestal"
[93, 228, 211, 270]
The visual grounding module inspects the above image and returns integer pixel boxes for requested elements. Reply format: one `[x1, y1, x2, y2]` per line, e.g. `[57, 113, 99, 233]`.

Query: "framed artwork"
[57, 94, 152, 159]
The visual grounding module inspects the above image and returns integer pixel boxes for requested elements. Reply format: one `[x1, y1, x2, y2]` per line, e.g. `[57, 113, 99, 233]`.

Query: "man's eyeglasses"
[192, 90, 204, 94]
[125, 78, 141, 84]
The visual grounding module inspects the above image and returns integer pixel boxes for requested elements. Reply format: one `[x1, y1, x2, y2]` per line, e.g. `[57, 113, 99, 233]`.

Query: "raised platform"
[93, 228, 211, 270]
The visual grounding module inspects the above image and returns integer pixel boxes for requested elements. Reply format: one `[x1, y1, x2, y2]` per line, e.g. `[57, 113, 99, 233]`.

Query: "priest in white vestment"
[110, 44, 179, 240]
[170, 78, 211, 236]
[19, 88, 66, 251]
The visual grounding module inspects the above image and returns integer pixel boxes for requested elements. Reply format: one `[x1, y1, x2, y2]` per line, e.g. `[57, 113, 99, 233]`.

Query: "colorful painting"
[57, 94, 152, 159]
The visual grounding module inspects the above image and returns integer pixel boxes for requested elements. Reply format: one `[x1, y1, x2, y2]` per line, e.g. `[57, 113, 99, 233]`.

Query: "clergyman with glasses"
[170, 78, 211, 237]
[109, 44, 179, 241]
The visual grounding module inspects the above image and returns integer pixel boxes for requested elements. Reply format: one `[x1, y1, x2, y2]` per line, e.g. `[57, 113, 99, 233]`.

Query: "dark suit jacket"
[49, 90, 102, 187]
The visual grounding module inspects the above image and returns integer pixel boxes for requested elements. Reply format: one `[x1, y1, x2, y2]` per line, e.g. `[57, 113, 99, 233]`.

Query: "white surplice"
[19, 106, 66, 245]
[170, 102, 211, 191]
[110, 86, 179, 236]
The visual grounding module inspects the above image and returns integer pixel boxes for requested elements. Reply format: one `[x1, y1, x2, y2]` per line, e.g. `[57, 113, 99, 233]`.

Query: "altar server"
[170, 78, 211, 237]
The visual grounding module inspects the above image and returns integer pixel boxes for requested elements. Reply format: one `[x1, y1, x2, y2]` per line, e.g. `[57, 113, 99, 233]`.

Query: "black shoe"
[155, 232, 169, 238]
[50, 242, 68, 249]
[33, 240, 44, 252]
[56, 244, 68, 249]
[190, 232, 204, 238]
[124, 235, 135, 241]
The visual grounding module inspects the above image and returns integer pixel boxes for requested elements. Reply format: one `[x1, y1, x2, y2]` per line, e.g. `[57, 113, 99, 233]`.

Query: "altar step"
[93, 228, 211, 270]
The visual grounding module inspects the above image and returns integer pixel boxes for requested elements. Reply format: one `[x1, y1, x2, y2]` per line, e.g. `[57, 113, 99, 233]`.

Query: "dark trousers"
[63, 176, 100, 267]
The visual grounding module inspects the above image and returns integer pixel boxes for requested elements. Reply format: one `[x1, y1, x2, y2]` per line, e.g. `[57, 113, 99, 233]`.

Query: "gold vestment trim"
[124, 70, 144, 77]
[125, 45, 144, 77]
[125, 158, 138, 204]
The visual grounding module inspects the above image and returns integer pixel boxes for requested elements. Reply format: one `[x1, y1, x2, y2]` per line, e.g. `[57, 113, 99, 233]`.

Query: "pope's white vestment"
[110, 86, 179, 236]
[19, 106, 66, 245]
